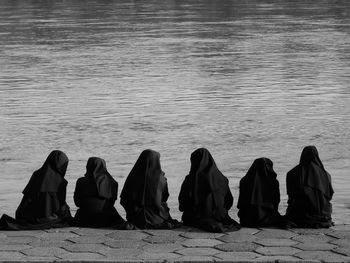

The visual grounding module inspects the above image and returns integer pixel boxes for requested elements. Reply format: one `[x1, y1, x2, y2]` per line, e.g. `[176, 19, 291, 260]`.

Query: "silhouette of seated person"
[0, 150, 72, 230]
[237, 157, 285, 227]
[74, 157, 125, 227]
[285, 145, 334, 228]
[178, 148, 240, 233]
[120, 149, 178, 229]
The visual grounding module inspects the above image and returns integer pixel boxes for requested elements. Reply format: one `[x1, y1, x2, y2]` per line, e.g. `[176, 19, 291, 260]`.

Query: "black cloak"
[120, 149, 178, 229]
[178, 148, 240, 233]
[237, 158, 283, 227]
[74, 157, 125, 227]
[285, 146, 334, 228]
[0, 150, 72, 230]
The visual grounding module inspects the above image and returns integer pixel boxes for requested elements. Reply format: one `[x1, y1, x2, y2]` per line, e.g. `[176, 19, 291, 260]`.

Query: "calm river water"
[0, 0, 349, 224]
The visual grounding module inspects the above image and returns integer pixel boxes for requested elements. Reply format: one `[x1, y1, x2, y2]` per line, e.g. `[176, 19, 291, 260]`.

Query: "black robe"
[237, 158, 283, 227]
[285, 146, 334, 228]
[0, 150, 72, 230]
[120, 149, 178, 229]
[178, 148, 240, 233]
[74, 157, 125, 227]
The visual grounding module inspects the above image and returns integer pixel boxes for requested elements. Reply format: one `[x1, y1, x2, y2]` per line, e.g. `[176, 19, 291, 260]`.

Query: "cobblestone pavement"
[1, 225, 350, 262]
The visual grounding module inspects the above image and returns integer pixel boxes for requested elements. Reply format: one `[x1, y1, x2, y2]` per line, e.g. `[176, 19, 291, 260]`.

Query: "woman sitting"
[74, 157, 125, 227]
[0, 150, 72, 230]
[285, 145, 334, 228]
[120, 149, 178, 229]
[178, 148, 240, 233]
[237, 158, 284, 227]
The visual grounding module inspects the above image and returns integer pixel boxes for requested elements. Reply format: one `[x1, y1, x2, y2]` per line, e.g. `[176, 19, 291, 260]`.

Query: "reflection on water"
[1, 0, 350, 223]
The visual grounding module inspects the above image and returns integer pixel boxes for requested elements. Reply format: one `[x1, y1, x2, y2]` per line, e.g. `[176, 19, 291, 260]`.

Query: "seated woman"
[237, 158, 285, 227]
[120, 149, 178, 229]
[178, 148, 240, 233]
[0, 150, 72, 230]
[285, 145, 334, 228]
[74, 157, 125, 227]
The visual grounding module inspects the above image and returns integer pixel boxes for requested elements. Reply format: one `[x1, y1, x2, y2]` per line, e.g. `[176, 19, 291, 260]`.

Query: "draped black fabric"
[120, 149, 178, 229]
[0, 150, 72, 230]
[73, 157, 125, 227]
[237, 158, 283, 227]
[286, 146, 334, 228]
[178, 148, 240, 233]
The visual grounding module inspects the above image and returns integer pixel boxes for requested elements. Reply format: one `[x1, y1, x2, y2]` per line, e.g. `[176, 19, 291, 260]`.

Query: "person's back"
[120, 149, 178, 229]
[74, 157, 124, 227]
[286, 146, 334, 228]
[237, 158, 282, 227]
[1, 150, 72, 230]
[178, 148, 240, 233]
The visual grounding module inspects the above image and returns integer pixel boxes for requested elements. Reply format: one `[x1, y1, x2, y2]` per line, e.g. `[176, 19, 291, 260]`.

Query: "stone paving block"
[332, 225, 350, 231]
[29, 240, 73, 247]
[68, 235, 114, 244]
[143, 243, 183, 253]
[278, 260, 320, 263]
[180, 231, 224, 239]
[144, 229, 182, 236]
[238, 228, 261, 235]
[254, 229, 297, 239]
[182, 238, 222, 247]
[173, 255, 216, 262]
[214, 251, 260, 260]
[295, 250, 350, 262]
[107, 230, 149, 240]
[137, 252, 181, 260]
[291, 234, 335, 243]
[143, 234, 185, 244]
[253, 255, 309, 262]
[0, 244, 31, 251]
[0, 236, 38, 244]
[215, 242, 259, 252]
[99, 247, 142, 258]
[0, 251, 24, 260]
[328, 230, 350, 239]
[255, 246, 301, 256]
[57, 252, 106, 260]
[104, 239, 146, 249]
[71, 227, 115, 236]
[330, 239, 350, 247]
[25, 256, 59, 261]
[45, 227, 78, 233]
[293, 242, 336, 251]
[37, 231, 79, 241]
[332, 247, 350, 257]
[177, 247, 220, 256]
[254, 238, 299, 247]
[218, 233, 257, 243]
[61, 243, 108, 253]
[22, 247, 67, 257]
[1, 230, 45, 236]
[291, 228, 334, 235]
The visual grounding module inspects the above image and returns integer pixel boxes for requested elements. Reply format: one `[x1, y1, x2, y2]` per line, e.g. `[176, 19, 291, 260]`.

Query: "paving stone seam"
[330, 248, 349, 257]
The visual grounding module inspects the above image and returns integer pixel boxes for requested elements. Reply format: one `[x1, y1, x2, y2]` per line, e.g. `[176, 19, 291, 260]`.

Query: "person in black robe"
[285, 145, 334, 228]
[0, 150, 72, 230]
[120, 149, 178, 229]
[237, 157, 285, 227]
[74, 157, 125, 227]
[178, 148, 240, 233]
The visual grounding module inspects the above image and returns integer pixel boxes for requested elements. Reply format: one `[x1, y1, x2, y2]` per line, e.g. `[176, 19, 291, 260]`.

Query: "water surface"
[1, 0, 349, 223]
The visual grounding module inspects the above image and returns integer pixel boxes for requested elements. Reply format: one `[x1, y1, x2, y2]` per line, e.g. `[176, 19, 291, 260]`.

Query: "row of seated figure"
[0, 146, 333, 232]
